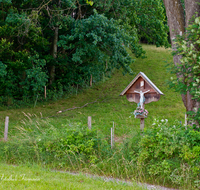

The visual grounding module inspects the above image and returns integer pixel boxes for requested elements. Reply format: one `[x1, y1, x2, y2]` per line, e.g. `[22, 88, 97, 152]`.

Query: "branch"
[57, 100, 98, 113]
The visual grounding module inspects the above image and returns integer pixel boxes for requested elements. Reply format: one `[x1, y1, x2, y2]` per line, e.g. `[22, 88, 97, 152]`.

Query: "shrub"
[1, 114, 199, 189]
[134, 118, 200, 188]
[0, 116, 109, 169]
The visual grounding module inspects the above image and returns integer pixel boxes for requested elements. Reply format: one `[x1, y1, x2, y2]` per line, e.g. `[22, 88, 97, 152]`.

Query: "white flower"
[152, 123, 156, 125]
[165, 119, 168, 122]
[39, 139, 41, 141]
[161, 119, 164, 122]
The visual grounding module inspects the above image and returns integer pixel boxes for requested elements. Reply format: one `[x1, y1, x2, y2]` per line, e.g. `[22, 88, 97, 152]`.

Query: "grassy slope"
[0, 163, 146, 190]
[0, 44, 186, 189]
[0, 45, 185, 138]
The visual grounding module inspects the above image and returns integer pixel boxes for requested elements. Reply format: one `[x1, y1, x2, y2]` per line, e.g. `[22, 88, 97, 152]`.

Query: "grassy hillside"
[0, 45, 194, 189]
[0, 45, 185, 138]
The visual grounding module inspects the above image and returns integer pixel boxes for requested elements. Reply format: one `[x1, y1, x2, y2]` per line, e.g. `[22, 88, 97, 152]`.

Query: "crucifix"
[134, 90, 150, 109]
[120, 72, 164, 134]
[135, 80, 149, 108]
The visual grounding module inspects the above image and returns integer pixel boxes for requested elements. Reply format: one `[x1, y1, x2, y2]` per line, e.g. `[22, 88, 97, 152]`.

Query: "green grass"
[0, 163, 147, 190]
[0, 44, 185, 138]
[0, 44, 189, 189]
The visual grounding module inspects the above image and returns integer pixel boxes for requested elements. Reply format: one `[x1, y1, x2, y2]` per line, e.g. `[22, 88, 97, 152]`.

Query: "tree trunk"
[185, 0, 200, 28]
[163, 0, 200, 122]
[49, 26, 58, 85]
[163, 0, 186, 106]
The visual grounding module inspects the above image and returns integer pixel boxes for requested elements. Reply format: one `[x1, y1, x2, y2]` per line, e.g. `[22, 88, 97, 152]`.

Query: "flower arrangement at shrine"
[133, 107, 148, 118]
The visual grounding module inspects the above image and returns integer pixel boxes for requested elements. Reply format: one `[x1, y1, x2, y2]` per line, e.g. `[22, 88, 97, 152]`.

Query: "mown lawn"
[0, 163, 146, 190]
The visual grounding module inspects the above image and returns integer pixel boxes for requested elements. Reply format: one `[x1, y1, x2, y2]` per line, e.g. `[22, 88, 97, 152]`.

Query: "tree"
[92, 0, 169, 47]
[163, 0, 200, 126]
[0, 0, 169, 105]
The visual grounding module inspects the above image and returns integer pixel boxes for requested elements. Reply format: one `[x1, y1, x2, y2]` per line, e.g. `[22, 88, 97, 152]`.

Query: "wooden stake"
[113, 122, 114, 147]
[185, 113, 187, 125]
[88, 116, 91, 130]
[90, 75, 92, 86]
[185, 113, 187, 129]
[140, 118, 144, 132]
[44, 86, 46, 99]
[4, 116, 9, 141]
[111, 127, 113, 149]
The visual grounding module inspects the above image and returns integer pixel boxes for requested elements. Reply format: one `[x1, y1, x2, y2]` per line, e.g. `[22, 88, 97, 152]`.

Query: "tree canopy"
[0, 0, 169, 104]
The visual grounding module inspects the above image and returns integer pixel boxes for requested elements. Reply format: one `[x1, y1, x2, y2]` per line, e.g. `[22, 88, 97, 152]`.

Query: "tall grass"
[0, 113, 199, 189]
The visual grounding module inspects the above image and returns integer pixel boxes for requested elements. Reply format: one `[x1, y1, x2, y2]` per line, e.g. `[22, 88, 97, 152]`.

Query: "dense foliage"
[169, 17, 200, 126]
[1, 117, 199, 189]
[133, 119, 200, 188]
[1, 117, 109, 168]
[0, 0, 169, 105]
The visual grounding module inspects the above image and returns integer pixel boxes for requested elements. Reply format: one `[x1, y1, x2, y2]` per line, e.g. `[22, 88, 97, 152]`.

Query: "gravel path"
[55, 170, 178, 190]
[12, 164, 178, 189]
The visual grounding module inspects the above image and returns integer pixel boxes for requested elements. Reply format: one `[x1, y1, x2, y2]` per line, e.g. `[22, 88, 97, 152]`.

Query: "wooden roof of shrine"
[120, 72, 164, 96]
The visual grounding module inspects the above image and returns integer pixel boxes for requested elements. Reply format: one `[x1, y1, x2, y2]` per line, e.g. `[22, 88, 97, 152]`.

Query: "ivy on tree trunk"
[163, 0, 200, 126]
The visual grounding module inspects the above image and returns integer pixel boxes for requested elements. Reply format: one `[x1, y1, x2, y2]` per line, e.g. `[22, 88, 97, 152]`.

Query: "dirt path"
[55, 170, 178, 190]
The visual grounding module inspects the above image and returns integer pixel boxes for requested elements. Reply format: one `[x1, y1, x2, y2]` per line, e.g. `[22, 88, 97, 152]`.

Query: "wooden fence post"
[140, 118, 144, 132]
[113, 122, 114, 147]
[111, 122, 115, 149]
[185, 113, 187, 130]
[111, 127, 113, 149]
[90, 75, 92, 86]
[185, 113, 187, 125]
[4, 116, 9, 141]
[44, 86, 46, 99]
[88, 116, 91, 130]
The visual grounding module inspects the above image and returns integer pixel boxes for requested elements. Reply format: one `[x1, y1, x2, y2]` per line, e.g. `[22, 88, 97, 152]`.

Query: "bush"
[0, 117, 109, 169]
[1, 114, 199, 189]
[133, 118, 200, 188]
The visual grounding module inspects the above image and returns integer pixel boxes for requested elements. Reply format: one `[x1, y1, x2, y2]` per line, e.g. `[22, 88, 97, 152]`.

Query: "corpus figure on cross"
[134, 90, 150, 109]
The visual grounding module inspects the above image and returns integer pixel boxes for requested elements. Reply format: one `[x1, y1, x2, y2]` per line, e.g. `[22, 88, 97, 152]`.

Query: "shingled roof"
[120, 72, 164, 96]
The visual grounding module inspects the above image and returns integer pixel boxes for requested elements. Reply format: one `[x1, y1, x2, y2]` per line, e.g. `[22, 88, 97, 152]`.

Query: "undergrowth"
[0, 113, 199, 189]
